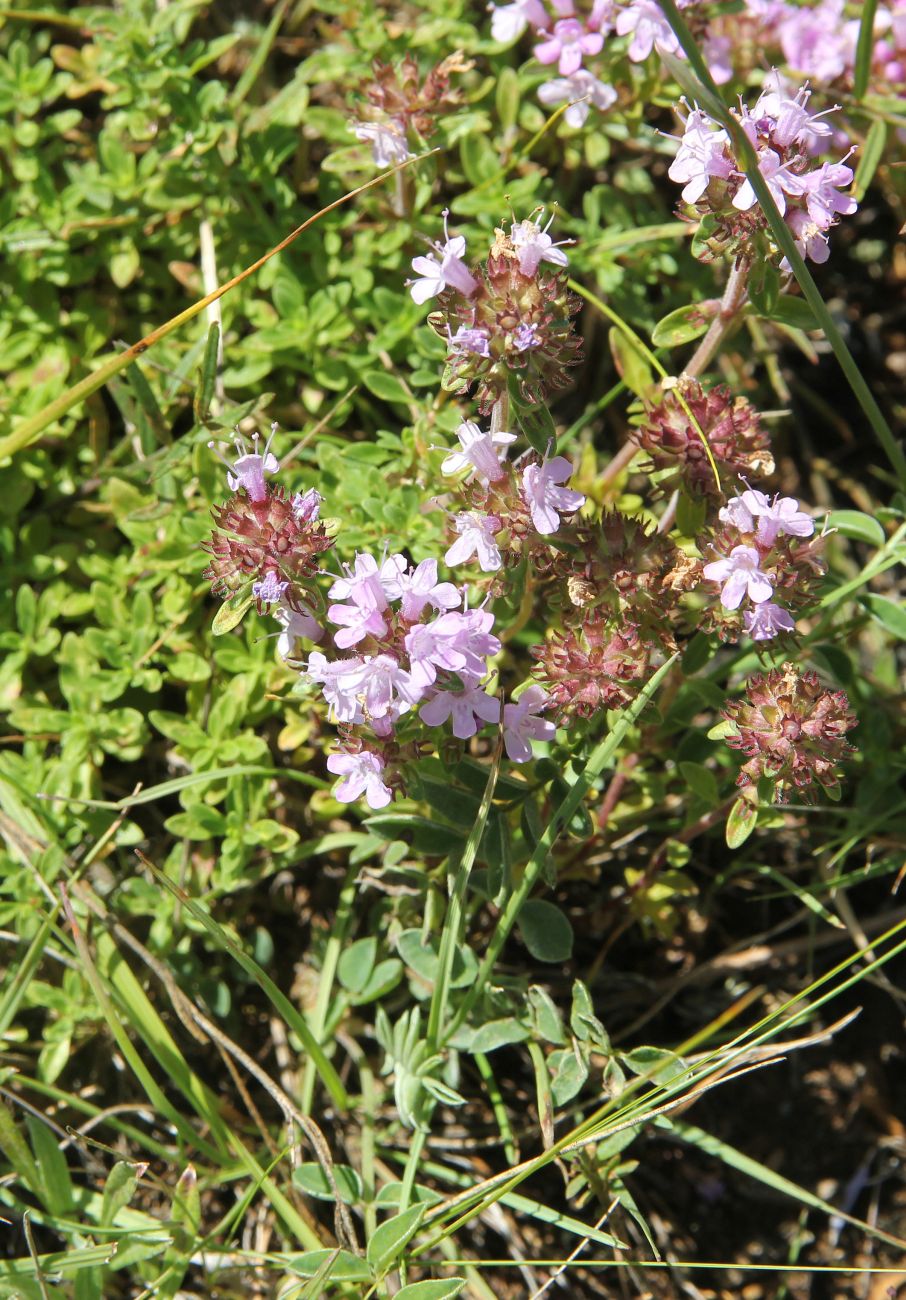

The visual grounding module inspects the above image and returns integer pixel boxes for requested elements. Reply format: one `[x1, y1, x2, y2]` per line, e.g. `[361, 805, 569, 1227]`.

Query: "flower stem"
[685, 258, 751, 378]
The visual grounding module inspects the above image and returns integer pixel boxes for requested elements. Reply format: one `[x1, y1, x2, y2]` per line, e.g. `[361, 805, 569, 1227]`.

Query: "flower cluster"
[351, 51, 472, 166]
[203, 430, 332, 657]
[408, 209, 583, 413]
[722, 663, 857, 797]
[699, 486, 825, 642]
[632, 380, 775, 499]
[667, 74, 858, 266]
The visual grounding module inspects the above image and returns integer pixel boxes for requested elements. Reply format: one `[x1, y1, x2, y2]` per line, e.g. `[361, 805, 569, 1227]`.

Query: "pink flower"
[778, 0, 856, 83]
[292, 488, 322, 522]
[380, 556, 461, 622]
[534, 17, 604, 76]
[521, 455, 585, 535]
[409, 211, 478, 305]
[503, 685, 556, 762]
[420, 681, 502, 738]
[404, 609, 500, 691]
[751, 76, 837, 152]
[445, 512, 503, 572]
[306, 651, 365, 724]
[615, 0, 682, 62]
[275, 605, 322, 659]
[732, 148, 801, 218]
[537, 69, 617, 127]
[793, 158, 857, 230]
[786, 210, 830, 265]
[702, 546, 774, 610]
[327, 552, 391, 648]
[666, 108, 734, 204]
[489, 0, 549, 42]
[253, 572, 289, 604]
[450, 325, 491, 357]
[740, 489, 815, 546]
[510, 210, 572, 276]
[327, 750, 393, 809]
[352, 118, 413, 167]
[743, 602, 796, 641]
[441, 420, 517, 484]
[338, 653, 423, 720]
[209, 427, 278, 502]
[718, 495, 756, 533]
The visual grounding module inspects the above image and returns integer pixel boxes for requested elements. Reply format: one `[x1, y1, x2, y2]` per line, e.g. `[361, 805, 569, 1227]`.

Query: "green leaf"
[194, 321, 221, 425]
[517, 899, 574, 962]
[284, 1250, 372, 1283]
[363, 369, 412, 406]
[292, 1162, 363, 1204]
[337, 937, 377, 994]
[468, 1017, 531, 1054]
[396, 1281, 467, 1299]
[679, 761, 719, 804]
[528, 985, 566, 1045]
[650, 302, 712, 347]
[861, 594, 906, 640]
[726, 794, 758, 849]
[509, 375, 557, 455]
[765, 295, 817, 331]
[853, 117, 887, 200]
[366, 1204, 426, 1277]
[826, 510, 885, 547]
[608, 326, 654, 401]
[675, 491, 707, 537]
[495, 65, 519, 131]
[397, 929, 478, 989]
[212, 591, 254, 636]
[548, 1046, 588, 1105]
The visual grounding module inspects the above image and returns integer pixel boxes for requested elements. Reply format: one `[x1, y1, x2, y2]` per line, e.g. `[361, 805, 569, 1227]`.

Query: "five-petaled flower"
[503, 685, 556, 762]
[409, 210, 479, 304]
[441, 420, 517, 484]
[327, 749, 393, 808]
[521, 455, 585, 535]
[703, 545, 774, 610]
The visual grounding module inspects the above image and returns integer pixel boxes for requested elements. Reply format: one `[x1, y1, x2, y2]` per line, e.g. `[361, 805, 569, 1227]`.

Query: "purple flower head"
[441, 420, 517, 485]
[616, 0, 683, 62]
[339, 652, 423, 720]
[292, 488, 322, 523]
[534, 17, 604, 76]
[409, 210, 479, 305]
[327, 749, 393, 809]
[521, 454, 585, 535]
[510, 210, 572, 277]
[752, 75, 837, 151]
[489, 0, 549, 42]
[445, 512, 503, 572]
[778, 0, 856, 83]
[420, 680, 502, 739]
[503, 684, 556, 762]
[512, 322, 541, 352]
[666, 106, 734, 204]
[450, 325, 491, 358]
[703, 32, 734, 85]
[352, 118, 413, 167]
[306, 651, 365, 724]
[209, 426, 279, 503]
[404, 607, 500, 692]
[537, 69, 618, 127]
[380, 555, 461, 622]
[743, 602, 796, 641]
[252, 571, 290, 605]
[702, 545, 774, 610]
[739, 489, 815, 547]
[275, 605, 322, 659]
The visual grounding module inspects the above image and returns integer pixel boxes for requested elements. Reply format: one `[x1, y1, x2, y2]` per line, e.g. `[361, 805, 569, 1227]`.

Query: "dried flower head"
[532, 618, 652, 719]
[722, 663, 857, 796]
[363, 52, 473, 138]
[633, 380, 774, 497]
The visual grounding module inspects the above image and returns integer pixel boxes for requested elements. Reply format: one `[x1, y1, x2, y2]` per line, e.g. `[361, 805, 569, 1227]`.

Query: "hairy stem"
[685, 258, 751, 379]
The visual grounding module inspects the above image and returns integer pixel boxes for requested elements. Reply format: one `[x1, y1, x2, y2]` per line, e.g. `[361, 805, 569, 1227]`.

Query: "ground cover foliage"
[0, 0, 905, 1295]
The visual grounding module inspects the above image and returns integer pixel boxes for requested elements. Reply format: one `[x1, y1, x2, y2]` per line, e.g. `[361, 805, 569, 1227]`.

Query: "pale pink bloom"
[778, 0, 856, 83]
[328, 552, 389, 607]
[338, 653, 423, 720]
[209, 427, 278, 502]
[306, 651, 365, 724]
[732, 148, 801, 217]
[743, 602, 796, 641]
[792, 158, 857, 229]
[534, 17, 604, 75]
[537, 69, 617, 127]
[521, 455, 585, 534]
[703, 33, 734, 85]
[666, 108, 734, 204]
[503, 685, 556, 762]
[441, 420, 517, 485]
[445, 512, 503, 572]
[292, 488, 322, 523]
[785, 209, 830, 265]
[409, 211, 479, 305]
[404, 612, 476, 690]
[420, 681, 502, 739]
[352, 118, 413, 167]
[489, 0, 549, 42]
[702, 546, 774, 610]
[327, 750, 393, 809]
[751, 76, 837, 151]
[719, 494, 756, 533]
[275, 605, 322, 659]
[740, 489, 815, 546]
[380, 556, 460, 621]
[510, 210, 571, 276]
[616, 0, 682, 62]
